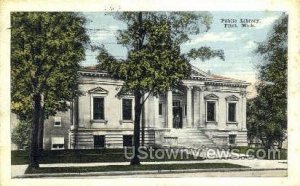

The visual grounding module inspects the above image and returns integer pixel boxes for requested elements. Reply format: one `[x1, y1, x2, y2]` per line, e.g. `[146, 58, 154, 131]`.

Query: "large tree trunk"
[141, 102, 145, 146]
[130, 91, 143, 165]
[29, 93, 42, 168]
[37, 108, 44, 154]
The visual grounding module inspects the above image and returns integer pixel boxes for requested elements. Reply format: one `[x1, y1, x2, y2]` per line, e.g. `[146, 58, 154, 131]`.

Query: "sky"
[81, 11, 284, 97]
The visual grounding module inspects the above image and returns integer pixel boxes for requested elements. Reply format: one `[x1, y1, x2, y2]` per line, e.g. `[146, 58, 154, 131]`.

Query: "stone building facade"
[11, 65, 250, 150]
[10, 65, 249, 150]
[44, 65, 248, 150]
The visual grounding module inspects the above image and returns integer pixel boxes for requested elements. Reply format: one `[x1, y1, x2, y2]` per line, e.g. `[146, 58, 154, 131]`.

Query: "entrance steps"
[164, 128, 217, 149]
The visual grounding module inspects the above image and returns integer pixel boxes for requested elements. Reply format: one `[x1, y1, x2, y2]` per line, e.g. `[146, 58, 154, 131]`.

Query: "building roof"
[79, 65, 250, 87]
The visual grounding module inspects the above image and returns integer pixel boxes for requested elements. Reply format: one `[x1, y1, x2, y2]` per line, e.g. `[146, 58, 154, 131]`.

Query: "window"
[229, 135, 236, 145]
[159, 103, 163, 115]
[94, 135, 105, 149]
[93, 97, 104, 120]
[228, 103, 236, 122]
[54, 117, 61, 126]
[184, 104, 187, 116]
[52, 144, 64, 149]
[123, 135, 133, 147]
[122, 99, 132, 120]
[51, 137, 64, 150]
[206, 101, 216, 121]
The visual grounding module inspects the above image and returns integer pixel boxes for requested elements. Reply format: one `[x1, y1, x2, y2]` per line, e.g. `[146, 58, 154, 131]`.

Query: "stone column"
[153, 95, 159, 128]
[193, 87, 200, 128]
[241, 92, 247, 130]
[143, 93, 149, 127]
[167, 90, 173, 128]
[199, 87, 205, 128]
[186, 86, 192, 128]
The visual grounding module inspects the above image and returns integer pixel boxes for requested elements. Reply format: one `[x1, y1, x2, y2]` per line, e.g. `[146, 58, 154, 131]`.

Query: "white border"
[0, 0, 299, 186]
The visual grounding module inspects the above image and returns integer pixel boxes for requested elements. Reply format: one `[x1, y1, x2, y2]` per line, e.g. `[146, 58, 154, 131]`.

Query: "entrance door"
[173, 105, 182, 129]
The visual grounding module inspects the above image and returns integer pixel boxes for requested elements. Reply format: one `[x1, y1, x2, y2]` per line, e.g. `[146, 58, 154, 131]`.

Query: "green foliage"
[187, 47, 225, 61]
[11, 12, 89, 120]
[247, 14, 287, 149]
[96, 12, 225, 165]
[97, 12, 224, 95]
[11, 120, 31, 149]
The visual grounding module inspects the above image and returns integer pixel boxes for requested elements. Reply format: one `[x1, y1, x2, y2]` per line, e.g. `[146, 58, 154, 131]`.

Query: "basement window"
[54, 117, 61, 127]
[51, 137, 64, 150]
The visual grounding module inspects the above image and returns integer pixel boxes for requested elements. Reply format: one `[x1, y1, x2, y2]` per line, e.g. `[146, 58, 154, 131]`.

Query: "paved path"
[11, 165, 28, 178]
[37, 159, 287, 169]
[11, 159, 287, 178]
[60, 170, 287, 178]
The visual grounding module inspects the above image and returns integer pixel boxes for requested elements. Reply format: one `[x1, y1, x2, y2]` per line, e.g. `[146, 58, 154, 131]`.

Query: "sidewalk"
[11, 159, 287, 178]
[38, 159, 287, 169]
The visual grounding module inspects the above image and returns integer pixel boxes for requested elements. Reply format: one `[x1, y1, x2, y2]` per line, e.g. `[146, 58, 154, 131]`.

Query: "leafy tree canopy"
[255, 13, 287, 129]
[96, 12, 224, 96]
[12, 120, 31, 149]
[11, 12, 90, 120]
[247, 13, 287, 148]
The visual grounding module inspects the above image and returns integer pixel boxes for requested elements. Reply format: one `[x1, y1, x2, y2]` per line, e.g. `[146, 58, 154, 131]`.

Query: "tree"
[247, 14, 287, 149]
[96, 12, 224, 165]
[11, 12, 89, 168]
[11, 120, 31, 149]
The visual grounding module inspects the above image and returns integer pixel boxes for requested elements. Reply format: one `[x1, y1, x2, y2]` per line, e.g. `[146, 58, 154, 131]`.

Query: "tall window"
[93, 97, 104, 120]
[159, 103, 163, 115]
[122, 99, 132, 120]
[228, 103, 236, 122]
[206, 101, 216, 121]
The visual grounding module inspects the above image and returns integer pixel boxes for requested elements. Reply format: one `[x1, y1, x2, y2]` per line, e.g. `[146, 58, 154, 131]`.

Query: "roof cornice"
[79, 70, 250, 88]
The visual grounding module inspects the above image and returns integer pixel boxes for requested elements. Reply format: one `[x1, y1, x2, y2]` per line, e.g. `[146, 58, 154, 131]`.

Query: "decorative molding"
[225, 95, 240, 101]
[79, 68, 249, 88]
[79, 71, 109, 78]
[172, 89, 184, 96]
[204, 94, 219, 100]
[192, 86, 204, 91]
[205, 81, 248, 88]
[240, 91, 247, 97]
[191, 66, 209, 77]
[90, 120, 108, 124]
[186, 85, 193, 90]
[88, 87, 109, 94]
[116, 87, 134, 97]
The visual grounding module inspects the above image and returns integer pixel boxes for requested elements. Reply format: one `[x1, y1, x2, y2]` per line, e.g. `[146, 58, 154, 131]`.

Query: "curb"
[13, 168, 287, 178]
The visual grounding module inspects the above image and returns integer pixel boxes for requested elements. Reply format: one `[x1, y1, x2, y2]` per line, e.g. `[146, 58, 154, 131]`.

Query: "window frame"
[204, 94, 219, 123]
[53, 117, 62, 127]
[51, 137, 65, 150]
[225, 95, 239, 124]
[206, 100, 217, 122]
[158, 102, 163, 116]
[122, 98, 133, 121]
[52, 144, 64, 150]
[227, 102, 237, 123]
[91, 95, 106, 122]
[229, 134, 237, 145]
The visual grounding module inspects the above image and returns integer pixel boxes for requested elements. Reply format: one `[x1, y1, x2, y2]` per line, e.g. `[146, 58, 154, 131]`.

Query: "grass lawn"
[231, 146, 287, 160]
[12, 148, 205, 165]
[25, 163, 247, 174]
